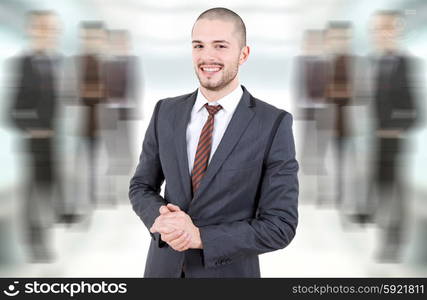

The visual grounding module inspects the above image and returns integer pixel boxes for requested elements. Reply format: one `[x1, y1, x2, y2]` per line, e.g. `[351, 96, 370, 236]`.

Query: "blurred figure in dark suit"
[9, 10, 63, 262]
[368, 11, 419, 262]
[293, 30, 330, 205]
[103, 30, 140, 204]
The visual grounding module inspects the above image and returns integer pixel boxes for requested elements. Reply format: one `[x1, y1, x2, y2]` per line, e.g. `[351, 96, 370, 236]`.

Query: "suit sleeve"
[199, 112, 299, 268]
[129, 100, 168, 247]
[9, 57, 38, 131]
[392, 57, 419, 131]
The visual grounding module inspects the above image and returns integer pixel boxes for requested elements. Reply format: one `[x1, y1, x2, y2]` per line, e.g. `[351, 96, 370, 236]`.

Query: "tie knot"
[204, 103, 222, 116]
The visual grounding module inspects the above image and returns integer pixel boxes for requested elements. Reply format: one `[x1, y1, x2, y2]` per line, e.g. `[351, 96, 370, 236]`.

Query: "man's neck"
[377, 43, 398, 55]
[31, 45, 51, 56]
[200, 78, 240, 102]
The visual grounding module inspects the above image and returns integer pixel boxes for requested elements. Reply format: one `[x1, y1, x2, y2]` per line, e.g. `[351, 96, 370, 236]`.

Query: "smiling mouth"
[199, 64, 223, 75]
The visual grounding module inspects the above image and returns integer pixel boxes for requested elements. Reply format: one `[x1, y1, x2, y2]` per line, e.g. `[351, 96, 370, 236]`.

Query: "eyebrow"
[192, 40, 231, 44]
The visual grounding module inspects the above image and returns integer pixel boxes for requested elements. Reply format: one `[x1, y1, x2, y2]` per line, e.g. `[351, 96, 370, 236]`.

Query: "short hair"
[374, 10, 403, 19]
[304, 29, 325, 39]
[193, 7, 247, 47]
[28, 10, 55, 18]
[80, 21, 105, 30]
[26, 10, 57, 35]
[109, 29, 129, 38]
[27, 10, 56, 25]
[327, 21, 352, 30]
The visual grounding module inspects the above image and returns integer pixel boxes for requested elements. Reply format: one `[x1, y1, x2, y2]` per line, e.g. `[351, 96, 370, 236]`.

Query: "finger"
[156, 214, 183, 227]
[149, 219, 160, 233]
[150, 217, 162, 233]
[158, 212, 180, 221]
[162, 229, 184, 240]
[176, 241, 191, 252]
[153, 224, 176, 234]
[174, 235, 192, 252]
[166, 203, 181, 212]
[150, 224, 162, 233]
[169, 232, 189, 247]
[156, 214, 177, 224]
[176, 237, 191, 251]
[159, 211, 186, 222]
[170, 232, 191, 249]
[156, 219, 184, 231]
[159, 205, 170, 215]
[161, 230, 184, 243]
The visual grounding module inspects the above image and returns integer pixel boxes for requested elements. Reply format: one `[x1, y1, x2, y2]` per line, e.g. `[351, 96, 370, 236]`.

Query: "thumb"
[166, 203, 181, 212]
[159, 205, 170, 215]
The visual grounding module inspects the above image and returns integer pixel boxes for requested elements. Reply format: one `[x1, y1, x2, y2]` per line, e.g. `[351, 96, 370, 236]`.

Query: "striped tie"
[191, 103, 223, 195]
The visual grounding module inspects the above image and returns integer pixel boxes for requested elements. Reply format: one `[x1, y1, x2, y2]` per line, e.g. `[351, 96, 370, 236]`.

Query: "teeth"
[202, 67, 220, 72]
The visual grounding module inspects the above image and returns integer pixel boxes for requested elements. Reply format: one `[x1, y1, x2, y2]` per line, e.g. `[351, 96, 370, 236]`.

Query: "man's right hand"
[150, 205, 193, 252]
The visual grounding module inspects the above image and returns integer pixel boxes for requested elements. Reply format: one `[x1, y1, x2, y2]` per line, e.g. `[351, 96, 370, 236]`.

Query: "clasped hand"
[149, 203, 202, 252]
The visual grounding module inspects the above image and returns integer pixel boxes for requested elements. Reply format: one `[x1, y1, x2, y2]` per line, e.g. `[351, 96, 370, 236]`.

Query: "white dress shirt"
[186, 85, 243, 174]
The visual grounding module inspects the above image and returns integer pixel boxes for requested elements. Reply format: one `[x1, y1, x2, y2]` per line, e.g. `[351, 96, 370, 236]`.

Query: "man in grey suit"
[129, 7, 299, 278]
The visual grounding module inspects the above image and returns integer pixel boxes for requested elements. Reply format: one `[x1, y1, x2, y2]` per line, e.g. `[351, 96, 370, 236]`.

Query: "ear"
[239, 45, 250, 66]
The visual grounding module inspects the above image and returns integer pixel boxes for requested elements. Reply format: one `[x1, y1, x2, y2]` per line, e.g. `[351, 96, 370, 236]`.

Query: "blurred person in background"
[293, 30, 330, 205]
[368, 10, 419, 262]
[8, 10, 64, 262]
[74, 21, 108, 208]
[104, 29, 140, 204]
[324, 21, 359, 208]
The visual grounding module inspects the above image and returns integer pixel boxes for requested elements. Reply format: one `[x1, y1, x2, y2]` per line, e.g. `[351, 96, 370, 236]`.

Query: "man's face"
[304, 32, 324, 55]
[371, 15, 399, 51]
[192, 18, 247, 91]
[326, 28, 351, 55]
[81, 28, 106, 54]
[109, 33, 129, 56]
[29, 14, 59, 51]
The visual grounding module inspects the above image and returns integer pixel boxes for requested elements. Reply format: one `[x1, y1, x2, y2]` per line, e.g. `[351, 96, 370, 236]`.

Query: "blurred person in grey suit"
[324, 21, 361, 208]
[103, 30, 140, 204]
[9, 10, 64, 262]
[367, 11, 419, 262]
[292, 30, 330, 205]
[129, 7, 299, 278]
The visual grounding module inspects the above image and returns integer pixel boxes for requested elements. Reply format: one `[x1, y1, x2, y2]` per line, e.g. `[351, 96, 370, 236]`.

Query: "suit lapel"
[173, 90, 197, 204]
[191, 86, 255, 203]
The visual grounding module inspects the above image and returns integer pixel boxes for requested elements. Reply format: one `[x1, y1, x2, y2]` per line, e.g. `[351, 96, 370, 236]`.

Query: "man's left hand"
[150, 204, 203, 251]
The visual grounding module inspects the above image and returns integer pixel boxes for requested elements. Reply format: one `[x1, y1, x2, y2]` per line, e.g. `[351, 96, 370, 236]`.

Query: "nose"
[199, 46, 217, 62]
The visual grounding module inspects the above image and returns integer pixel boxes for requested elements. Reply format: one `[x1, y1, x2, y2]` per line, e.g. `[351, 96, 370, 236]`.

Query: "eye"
[216, 44, 227, 49]
[193, 44, 203, 49]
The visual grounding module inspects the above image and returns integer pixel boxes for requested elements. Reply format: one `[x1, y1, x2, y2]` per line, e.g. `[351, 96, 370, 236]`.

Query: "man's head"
[325, 21, 352, 55]
[303, 30, 325, 55]
[191, 7, 250, 92]
[371, 10, 403, 52]
[80, 21, 106, 54]
[27, 10, 59, 52]
[108, 30, 130, 56]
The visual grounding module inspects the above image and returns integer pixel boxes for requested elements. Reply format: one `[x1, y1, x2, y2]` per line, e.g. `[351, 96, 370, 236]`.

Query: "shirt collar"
[194, 85, 243, 114]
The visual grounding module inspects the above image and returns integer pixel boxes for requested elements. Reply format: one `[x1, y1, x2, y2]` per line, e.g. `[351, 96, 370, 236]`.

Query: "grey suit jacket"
[129, 86, 299, 278]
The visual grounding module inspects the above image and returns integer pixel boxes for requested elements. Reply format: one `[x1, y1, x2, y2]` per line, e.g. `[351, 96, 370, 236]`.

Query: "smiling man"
[129, 7, 299, 278]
